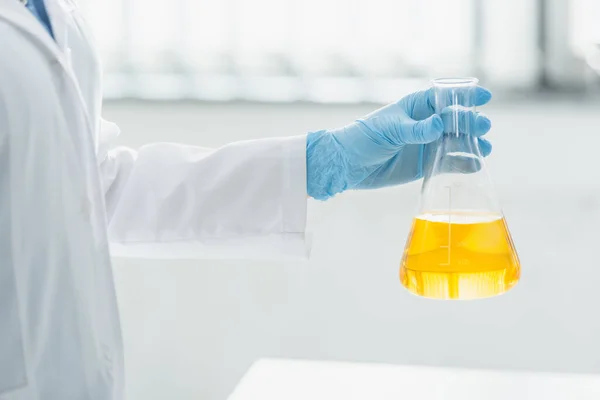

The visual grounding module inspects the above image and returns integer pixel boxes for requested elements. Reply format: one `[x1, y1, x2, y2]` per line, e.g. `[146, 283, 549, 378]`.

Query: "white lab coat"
[0, 0, 309, 399]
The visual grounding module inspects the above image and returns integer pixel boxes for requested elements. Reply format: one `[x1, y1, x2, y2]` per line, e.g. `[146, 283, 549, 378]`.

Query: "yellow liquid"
[400, 213, 520, 300]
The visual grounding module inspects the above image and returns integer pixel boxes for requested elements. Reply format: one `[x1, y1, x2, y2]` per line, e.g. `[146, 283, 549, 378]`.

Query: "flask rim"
[431, 77, 479, 87]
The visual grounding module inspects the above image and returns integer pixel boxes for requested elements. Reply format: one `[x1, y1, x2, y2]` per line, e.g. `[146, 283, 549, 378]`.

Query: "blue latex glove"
[306, 87, 492, 200]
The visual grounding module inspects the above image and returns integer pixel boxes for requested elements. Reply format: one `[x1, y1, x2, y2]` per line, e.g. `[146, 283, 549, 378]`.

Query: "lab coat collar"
[0, 0, 69, 70]
[44, 0, 76, 54]
[0, 0, 96, 151]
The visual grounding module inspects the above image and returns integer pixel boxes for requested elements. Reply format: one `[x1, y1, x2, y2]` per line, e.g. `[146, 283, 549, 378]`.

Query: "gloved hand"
[306, 86, 492, 200]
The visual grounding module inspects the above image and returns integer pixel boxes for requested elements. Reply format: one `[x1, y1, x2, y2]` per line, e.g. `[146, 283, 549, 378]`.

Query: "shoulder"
[0, 21, 65, 149]
[0, 21, 61, 132]
[0, 21, 58, 102]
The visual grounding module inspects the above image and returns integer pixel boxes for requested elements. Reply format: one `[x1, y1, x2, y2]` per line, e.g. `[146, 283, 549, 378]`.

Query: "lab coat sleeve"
[99, 128, 310, 260]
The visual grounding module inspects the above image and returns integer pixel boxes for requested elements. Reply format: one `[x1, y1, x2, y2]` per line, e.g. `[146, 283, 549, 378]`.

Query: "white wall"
[104, 99, 600, 400]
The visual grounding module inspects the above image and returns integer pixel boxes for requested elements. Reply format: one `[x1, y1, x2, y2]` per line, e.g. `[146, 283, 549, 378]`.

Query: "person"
[0, 0, 492, 399]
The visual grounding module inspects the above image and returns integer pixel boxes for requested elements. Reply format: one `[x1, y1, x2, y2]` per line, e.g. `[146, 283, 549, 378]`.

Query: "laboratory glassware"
[400, 77, 520, 300]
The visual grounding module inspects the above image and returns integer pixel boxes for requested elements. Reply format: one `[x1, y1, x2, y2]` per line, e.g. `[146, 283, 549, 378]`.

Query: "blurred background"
[80, 0, 600, 399]
[83, 0, 600, 101]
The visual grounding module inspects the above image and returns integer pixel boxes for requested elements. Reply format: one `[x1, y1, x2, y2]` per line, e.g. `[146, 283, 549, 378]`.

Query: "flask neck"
[432, 77, 479, 139]
[418, 77, 502, 217]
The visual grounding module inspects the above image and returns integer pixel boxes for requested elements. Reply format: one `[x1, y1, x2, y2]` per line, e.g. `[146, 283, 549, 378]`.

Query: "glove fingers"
[441, 107, 491, 137]
[478, 138, 492, 157]
[426, 86, 492, 111]
[438, 138, 493, 173]
[401, 115, 443, 145]
[442, 139, 492, 172]
[442, 154, 482, 174]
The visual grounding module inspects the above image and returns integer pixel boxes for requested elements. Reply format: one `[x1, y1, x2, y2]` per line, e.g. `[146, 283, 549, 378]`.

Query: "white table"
[228, 358, 600, 400]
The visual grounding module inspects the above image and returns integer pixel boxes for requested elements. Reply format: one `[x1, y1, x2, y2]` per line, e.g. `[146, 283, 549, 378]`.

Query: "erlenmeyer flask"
[400, 77, 520, 300]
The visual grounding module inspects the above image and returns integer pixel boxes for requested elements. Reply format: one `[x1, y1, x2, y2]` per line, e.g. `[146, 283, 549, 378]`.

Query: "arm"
[0, 20, 73, 395]
[99, 131, 309, 260]
[98, 88, 493, 261]
[0, 42, 28, 397]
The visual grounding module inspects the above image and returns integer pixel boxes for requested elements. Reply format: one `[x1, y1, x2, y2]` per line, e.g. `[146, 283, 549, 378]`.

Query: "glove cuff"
[306, 129, 350, 201]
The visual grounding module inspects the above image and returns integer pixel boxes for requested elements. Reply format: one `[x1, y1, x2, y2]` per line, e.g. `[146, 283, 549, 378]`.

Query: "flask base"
[399, 213, 520, 300]
[400, 267, 519, 300]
